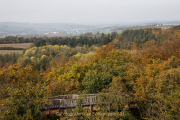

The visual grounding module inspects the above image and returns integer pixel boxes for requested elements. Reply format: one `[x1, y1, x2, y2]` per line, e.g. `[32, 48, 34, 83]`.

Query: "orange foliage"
[162, 39, 180, 59]
[91, 45, 116, 62]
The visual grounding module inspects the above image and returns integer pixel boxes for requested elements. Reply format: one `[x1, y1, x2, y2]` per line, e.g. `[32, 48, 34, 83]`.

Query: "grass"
[0, 36, 5, 38]
[116, 30, 123, 34]
[100, 30, 123, 35]
[0, 50, 23, 54]
[0, 43, 31, 54]
[0, 43, 31, 49]
[158, 26, 171, 29]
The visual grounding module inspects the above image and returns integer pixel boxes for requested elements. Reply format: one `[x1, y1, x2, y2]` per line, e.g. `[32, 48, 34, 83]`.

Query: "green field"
[101, 30, 123, 34]
[116, 30, 123, 34]
[158, 26, 172, 29]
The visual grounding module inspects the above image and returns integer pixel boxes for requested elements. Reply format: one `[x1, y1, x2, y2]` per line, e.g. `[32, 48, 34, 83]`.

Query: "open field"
[0, 43, 31, 49]
[158, 26, 172, 29]
[0, 36, 5, 38]
[0, 50, 23, 54]
[116, 30, 123, 34]
[101, 30, 123, 34]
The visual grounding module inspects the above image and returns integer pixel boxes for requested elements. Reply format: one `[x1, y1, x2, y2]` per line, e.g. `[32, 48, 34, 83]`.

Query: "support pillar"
[90, 105, 93, 111]
[59, 100, 61, 113]
[49, 106, 50, 115]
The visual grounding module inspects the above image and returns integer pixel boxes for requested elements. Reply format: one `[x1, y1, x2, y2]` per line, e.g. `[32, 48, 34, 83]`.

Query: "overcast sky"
[1, 0, 180, 24]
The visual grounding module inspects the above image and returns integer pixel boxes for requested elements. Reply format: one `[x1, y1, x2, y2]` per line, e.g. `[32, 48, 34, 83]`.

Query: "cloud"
[0, 0, 180, 23]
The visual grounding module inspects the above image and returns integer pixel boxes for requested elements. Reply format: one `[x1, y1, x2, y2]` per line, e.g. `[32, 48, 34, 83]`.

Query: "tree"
[0, 63, 50, 119]
[82, 69, 113, 93]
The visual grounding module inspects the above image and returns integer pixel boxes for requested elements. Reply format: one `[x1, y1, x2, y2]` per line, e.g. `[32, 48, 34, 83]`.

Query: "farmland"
[0, 43, 31, 54]
[0, 43, 31, 49]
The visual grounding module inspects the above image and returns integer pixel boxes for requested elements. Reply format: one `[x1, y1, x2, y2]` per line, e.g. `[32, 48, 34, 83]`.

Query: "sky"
[1, 0, 180, 24]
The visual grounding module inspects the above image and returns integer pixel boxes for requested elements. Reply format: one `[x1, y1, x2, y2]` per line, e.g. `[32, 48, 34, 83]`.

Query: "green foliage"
[116, 28, 159, 49]
[45, 46, 130, 95]
[0, 53, 22, 65]
[0, 63, 50, 120]
[1, 82, 50, 120]
[83, 69, 113, 93]
[33, 33, 114, 48]
[0, 36, 35, 44]
[0, 47, 24, 50]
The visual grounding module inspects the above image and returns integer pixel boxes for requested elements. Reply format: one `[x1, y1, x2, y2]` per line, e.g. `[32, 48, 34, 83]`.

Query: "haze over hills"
[0, 22, 96, 37]
[0, 20, 180, 38]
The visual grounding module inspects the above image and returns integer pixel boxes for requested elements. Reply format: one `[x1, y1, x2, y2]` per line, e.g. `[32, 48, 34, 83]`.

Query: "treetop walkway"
[42, 94, 98, 115]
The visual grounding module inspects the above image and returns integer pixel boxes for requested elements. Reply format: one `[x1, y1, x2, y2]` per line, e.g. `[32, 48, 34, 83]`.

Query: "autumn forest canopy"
[1, 26, 180, 119]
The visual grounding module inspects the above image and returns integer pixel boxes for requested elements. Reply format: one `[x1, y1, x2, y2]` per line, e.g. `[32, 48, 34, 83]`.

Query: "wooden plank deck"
[42, 93, 137, 115]
[42, 94, 97, 115]
[0, 93, 137, 115]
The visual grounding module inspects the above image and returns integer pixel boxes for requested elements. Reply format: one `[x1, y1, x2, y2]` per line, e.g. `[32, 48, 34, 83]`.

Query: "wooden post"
[90, 97, 93, 111]
[49, 105, 50, 115]
[66, 104, 67, 113]
[90, 105, 93, 111]
[59, 100, 61, 113]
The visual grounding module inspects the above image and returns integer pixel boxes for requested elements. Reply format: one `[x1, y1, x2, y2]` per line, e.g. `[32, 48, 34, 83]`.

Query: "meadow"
[102, 30, 123, 34]
[158, 26, 171, 29]
[0, 43, 31, 54]
[0, 43, 31, 49]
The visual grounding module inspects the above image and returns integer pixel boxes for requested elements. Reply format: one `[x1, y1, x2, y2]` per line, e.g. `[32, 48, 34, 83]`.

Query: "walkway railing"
[42, 94, 97, 110]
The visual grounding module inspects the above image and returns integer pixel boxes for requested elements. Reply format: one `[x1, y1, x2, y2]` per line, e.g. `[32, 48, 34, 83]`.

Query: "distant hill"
[0, 22, 95, 28]
[0, 22, 95, 37]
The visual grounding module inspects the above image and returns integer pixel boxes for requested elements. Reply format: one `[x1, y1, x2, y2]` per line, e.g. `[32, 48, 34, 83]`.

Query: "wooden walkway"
[42, 93, 137, 115]
[0, 93, 137, 115]
[42, 94, 97, 115]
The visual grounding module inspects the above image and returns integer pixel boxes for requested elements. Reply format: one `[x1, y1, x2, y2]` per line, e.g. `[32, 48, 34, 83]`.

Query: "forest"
[0, 26, 180, 119]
